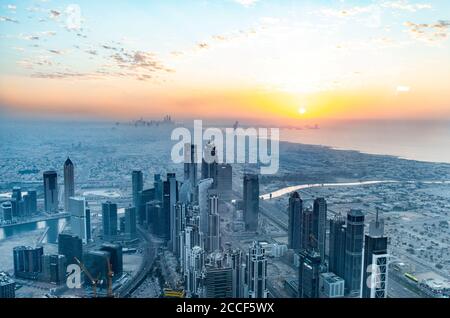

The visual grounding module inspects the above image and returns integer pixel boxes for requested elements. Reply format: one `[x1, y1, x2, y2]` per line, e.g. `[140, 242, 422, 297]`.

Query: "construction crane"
[35, 227, 49, 247]
[74, 257, 101, 298]
[106, 258, 114, 298]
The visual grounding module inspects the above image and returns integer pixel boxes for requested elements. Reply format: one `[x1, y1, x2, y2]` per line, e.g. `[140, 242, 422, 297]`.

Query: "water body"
[261, 180, 450, 200]
[0, 217, 69, 243]
[280, 120, 450, 164]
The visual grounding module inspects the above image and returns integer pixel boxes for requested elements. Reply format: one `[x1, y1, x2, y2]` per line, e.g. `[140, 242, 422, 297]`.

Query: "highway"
[119, 226, 159, 298]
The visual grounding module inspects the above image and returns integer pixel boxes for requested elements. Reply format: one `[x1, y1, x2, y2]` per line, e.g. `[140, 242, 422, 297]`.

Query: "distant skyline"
[1, 0, 450, 123]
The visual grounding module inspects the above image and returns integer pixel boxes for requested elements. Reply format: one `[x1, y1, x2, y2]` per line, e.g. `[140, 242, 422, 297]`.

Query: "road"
[388, 272, 421, 298]
[260, 180, 450, 201]
[119, 226, 158, 298]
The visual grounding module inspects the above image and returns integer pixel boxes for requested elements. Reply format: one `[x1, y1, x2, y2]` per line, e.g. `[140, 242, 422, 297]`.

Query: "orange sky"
[1, 1, 450, 122]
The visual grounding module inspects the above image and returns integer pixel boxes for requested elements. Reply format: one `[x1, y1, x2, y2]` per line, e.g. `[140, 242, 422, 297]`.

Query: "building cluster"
[3, 141, 391, 299]
[289, 190, 389, 298]
[11, 234, 123, 293]
[0, 187, 37, 223]
[131, 143, 269, 298]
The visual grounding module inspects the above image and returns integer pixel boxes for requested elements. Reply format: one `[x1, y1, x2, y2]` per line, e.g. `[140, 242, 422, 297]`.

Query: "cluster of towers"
[130, 143, 268, 298]
[288, 191, 389, 298]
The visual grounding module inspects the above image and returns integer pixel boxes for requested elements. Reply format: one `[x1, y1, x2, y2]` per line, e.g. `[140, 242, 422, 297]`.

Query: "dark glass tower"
[204, 267, 233, 298]
[214, 164, 232, 201]
[25, 190, 37, 215]
[64, 157, 75, 212]
[43, 171, 58, 213]
[58, 233, 83, 265]
[125, 206, 137, 238]
[102, 201, 118, 238]
[288, 191, 303, 251]
[328, 214, 346, 279]
[162, 173, 178, 244]
[100, 243, 123, 277]
[184, 143, 198, 188]
[298, 250, 322, 298]
[312, 197, 327, 260]
[344, 209, 365, 295]
[132, 170, 143, 209]
[243, 174, 259, 232]
[201, 142, 218, 180]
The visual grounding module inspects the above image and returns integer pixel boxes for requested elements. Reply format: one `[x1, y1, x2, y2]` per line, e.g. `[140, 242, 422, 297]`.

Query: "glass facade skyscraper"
[43, 171, 58, 213]
[344, 209, 365, 295]
[243, 174, 259, 232]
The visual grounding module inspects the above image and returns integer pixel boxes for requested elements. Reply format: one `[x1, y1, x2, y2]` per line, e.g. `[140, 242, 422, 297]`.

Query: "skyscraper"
[1, 202, 13, 222]
[197, 178, 214, 235]
[165, 173, 179, 247]
[247, 241, 268, 298]
[132, 170, 144, 209]
[24, 190, 37, 215]
[43, 171, 58, 213]
[174, 203, 187, 258]
[146, 200, 162, 235]
[11, 186, 22, 202]
[312, 197, 327, 260]
[58, 233, 83, 266]
[298, 250, 322, 298]
[69, 197, 91, 243]
[102, 201, 118, 238]
[11, 187, 24, 218]
[137, 188, 155, 225]
[288, 191, 303, 251]
[184, 143, 198, 188]
[301, 207, 314, 252]
[83, 251, 110, 287]
[344, 209, 365, 295]
[100, 243, 123, 277]
[243, 174, 259, 232]
[125, 206, 137, 238]
[185, 245, 205, 297]
[361, 211, 388, 298]
[328, 214, 346, 279]
[206, 192, 220, 253]
[13, 246, 44, 280]
[227, 248, 245, 298]
[201, 141, 218, 180]
[204, 267, 233, 298]
[214, 163, 232, 201]
[64, 158, 75, 212]
[40, 254, 66, 284]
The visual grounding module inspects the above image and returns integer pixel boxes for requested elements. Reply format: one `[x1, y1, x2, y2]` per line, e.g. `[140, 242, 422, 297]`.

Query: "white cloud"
[234, 0, 259, 8]
[404, 20, 450, 43]
[320, 6, 374, 18]
[381, 1, 432, 12]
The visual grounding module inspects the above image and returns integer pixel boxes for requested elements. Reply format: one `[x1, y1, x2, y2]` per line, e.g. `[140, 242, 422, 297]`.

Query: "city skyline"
[1, 0, 449, 122]
[1, 0, 449, 304]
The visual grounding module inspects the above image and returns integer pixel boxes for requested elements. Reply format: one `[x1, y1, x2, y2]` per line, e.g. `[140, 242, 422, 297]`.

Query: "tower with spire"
[64, 157, 75, 212]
